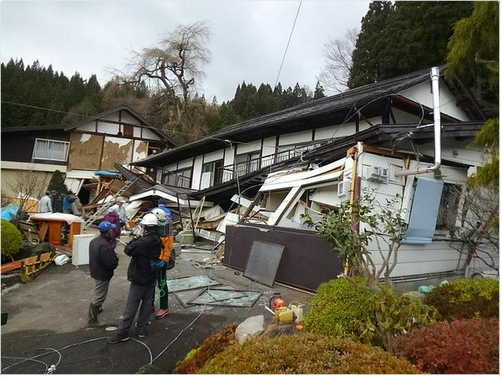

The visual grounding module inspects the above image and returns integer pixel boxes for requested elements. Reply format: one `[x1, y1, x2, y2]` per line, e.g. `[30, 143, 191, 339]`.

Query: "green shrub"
[375, 286, 438, 350]
[303, 277, 378, 344]
[1, 220, 23, 261]
[173, 324, 237, 374]
[423, 278, 499, 320]
[394, 318, 499, 374]
[198, 333, 420, 374]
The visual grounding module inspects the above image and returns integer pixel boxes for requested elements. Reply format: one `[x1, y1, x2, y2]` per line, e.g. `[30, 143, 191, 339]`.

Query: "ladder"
[83, 175, 142, 229]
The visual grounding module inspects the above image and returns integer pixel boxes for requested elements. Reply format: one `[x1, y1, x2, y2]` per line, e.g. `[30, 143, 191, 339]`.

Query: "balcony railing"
[217, 143, 322, 183]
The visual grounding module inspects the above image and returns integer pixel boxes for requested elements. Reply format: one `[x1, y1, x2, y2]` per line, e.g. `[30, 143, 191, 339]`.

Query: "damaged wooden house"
[1, 104, 175, 207]
[130, 66, 497, 292]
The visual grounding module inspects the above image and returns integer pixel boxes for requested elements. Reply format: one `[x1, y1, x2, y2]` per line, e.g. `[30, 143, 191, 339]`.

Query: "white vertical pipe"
[394, 67, 441, 177]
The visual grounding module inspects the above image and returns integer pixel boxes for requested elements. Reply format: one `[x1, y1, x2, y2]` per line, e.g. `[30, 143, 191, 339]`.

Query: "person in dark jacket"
[62, 190, 76, 214]
[88, 221, 119, 327]
[107, 213, 162, 343]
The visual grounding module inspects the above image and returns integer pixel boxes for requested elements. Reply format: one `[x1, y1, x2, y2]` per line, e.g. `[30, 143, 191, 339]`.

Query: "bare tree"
[6, 170, 47, 224]
[124, 21, 211, 127]
[447, 183, 499, 273]
[317, 28, 358, 93]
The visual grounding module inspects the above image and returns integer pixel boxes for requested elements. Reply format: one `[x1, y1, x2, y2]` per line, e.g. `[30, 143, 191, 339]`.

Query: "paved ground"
[1, 232, 312, 374]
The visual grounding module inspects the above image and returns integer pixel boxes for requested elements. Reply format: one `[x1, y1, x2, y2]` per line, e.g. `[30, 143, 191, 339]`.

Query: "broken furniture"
[29, 213, 83, 248]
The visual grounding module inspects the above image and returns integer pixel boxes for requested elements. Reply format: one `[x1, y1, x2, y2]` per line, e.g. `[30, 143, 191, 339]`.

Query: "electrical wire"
[1, 100, 86, 116]
[130, 338, 153, 365]
[1, 356, 49, 374]
[273, 1, 302, 88]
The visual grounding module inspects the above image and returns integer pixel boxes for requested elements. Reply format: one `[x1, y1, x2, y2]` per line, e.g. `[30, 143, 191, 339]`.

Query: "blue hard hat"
[98, 221, 116, 232]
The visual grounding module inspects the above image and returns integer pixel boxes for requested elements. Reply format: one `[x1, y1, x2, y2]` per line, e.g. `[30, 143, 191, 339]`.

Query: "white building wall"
[97, 122, 120, 134]
[278, 130, 312, 146]
[177, 158, 193, 170]
[141, 128, 160, 140]
[400, 81, 470, 121]
[314, 122, 357, 140]
[262, 136, 276, 157]
[204, 150, 224, 163]
[191, 155, 203, 190]
[237, 140, 261, 155]
[223, 146, 234, 167]
[121, 113, 142, 126]
[133, 126, 142, 138]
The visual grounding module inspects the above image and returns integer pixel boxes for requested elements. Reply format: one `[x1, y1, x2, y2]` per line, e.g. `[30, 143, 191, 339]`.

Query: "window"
[235, 152, 261, 177]
[123, 124, 133, 137]
[436, 183, 461, 232]
[201, 160, 224, 189]
[163, 168, 192, 188]
[32, 138, 70, 162]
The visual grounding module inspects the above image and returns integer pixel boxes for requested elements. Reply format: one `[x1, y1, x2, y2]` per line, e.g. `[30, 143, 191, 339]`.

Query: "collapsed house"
[128, 66, 497, 292]
[3, 67, 496, 292]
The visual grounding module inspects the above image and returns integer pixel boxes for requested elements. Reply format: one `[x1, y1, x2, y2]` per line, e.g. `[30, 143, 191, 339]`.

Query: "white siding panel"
[279, 130, 312, 146]
[204, 150, 224, 163]
[314, 122, 357, 140]
[419, 142, 485, 167]
[368, 239, 466, 277]
[237, 140, 261, 155]
[262, 136, 276, 157]
[191, 155, 203, 190]
[133, 126, 141, 138]
[101, 114, 119, 122]
[164, 163, 178, 172]
[142, 128, 160, 140]
[360, 117, 381, 130]
[97, 122, 120, 134]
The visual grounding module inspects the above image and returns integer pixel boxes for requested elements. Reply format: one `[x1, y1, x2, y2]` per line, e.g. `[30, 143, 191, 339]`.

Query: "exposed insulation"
[67, 133, 103, 170]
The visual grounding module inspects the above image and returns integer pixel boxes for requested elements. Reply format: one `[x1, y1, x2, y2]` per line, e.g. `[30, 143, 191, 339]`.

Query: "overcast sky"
[1, 0, 371, 103]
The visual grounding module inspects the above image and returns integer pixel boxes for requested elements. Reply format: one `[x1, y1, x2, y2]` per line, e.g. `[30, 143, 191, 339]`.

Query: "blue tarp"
[93, 170, 122, 178]
[1, 203, 19, 221]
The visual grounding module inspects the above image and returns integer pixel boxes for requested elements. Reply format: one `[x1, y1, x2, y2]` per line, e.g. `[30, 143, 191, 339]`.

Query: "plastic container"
[289, 301, 304, 324]
[274, 307, 294, 324]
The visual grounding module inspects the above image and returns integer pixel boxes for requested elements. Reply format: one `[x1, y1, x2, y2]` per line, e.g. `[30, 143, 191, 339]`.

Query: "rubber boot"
[88, 304, 100, 327]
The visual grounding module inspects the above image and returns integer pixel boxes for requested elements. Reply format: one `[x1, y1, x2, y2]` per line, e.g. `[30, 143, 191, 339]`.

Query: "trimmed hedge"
[394, 318, 499, 374]
[1, 220, 23, 261]
[198, 333, 420, 374]
[423, 278, 499, 320]
[303, 277, 378, 344]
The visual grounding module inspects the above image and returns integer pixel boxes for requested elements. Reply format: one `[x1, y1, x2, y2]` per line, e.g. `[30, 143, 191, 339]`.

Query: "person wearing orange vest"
[150, 208, 174, 319]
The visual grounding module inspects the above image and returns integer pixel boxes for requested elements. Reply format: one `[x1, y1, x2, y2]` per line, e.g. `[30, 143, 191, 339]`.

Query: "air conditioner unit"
[338, 181, 349, 197]
[370, 166, 382, 180]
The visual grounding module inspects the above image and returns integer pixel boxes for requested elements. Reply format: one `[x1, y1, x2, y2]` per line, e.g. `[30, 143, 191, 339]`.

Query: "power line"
[274, 1, 302, 88]
[1, 100, 85, 117]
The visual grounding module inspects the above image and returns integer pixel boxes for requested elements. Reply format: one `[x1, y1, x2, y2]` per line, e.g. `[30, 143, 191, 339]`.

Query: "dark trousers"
[117, 281, 155, 335]
[157, 266, 169, 310]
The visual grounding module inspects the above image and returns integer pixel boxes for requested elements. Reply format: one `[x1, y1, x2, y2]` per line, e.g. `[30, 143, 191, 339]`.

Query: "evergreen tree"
[348, 1, 394, 88]
[47, 170, 68, 212]
[313, 81, 326, 99]
[348, 1, 472, 88]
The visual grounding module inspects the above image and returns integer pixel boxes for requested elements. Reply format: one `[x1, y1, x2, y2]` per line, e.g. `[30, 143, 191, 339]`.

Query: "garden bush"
[198, 333, 420, 374]
[394, 318, 499, 374]
[1, 220, 23, 261]
[374, 286, 438, 350]
[423, 278, 499, 320]
[173, 324, 237, 374]
[303, 277, 378, 344]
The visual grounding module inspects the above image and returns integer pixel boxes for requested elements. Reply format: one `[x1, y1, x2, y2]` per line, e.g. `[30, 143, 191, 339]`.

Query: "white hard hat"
[141, 213, 158, 226]
[151, 208, 167, 222]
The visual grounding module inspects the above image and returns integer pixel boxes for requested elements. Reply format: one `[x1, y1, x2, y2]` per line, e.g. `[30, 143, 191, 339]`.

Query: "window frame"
[32, 138, 70, 162]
